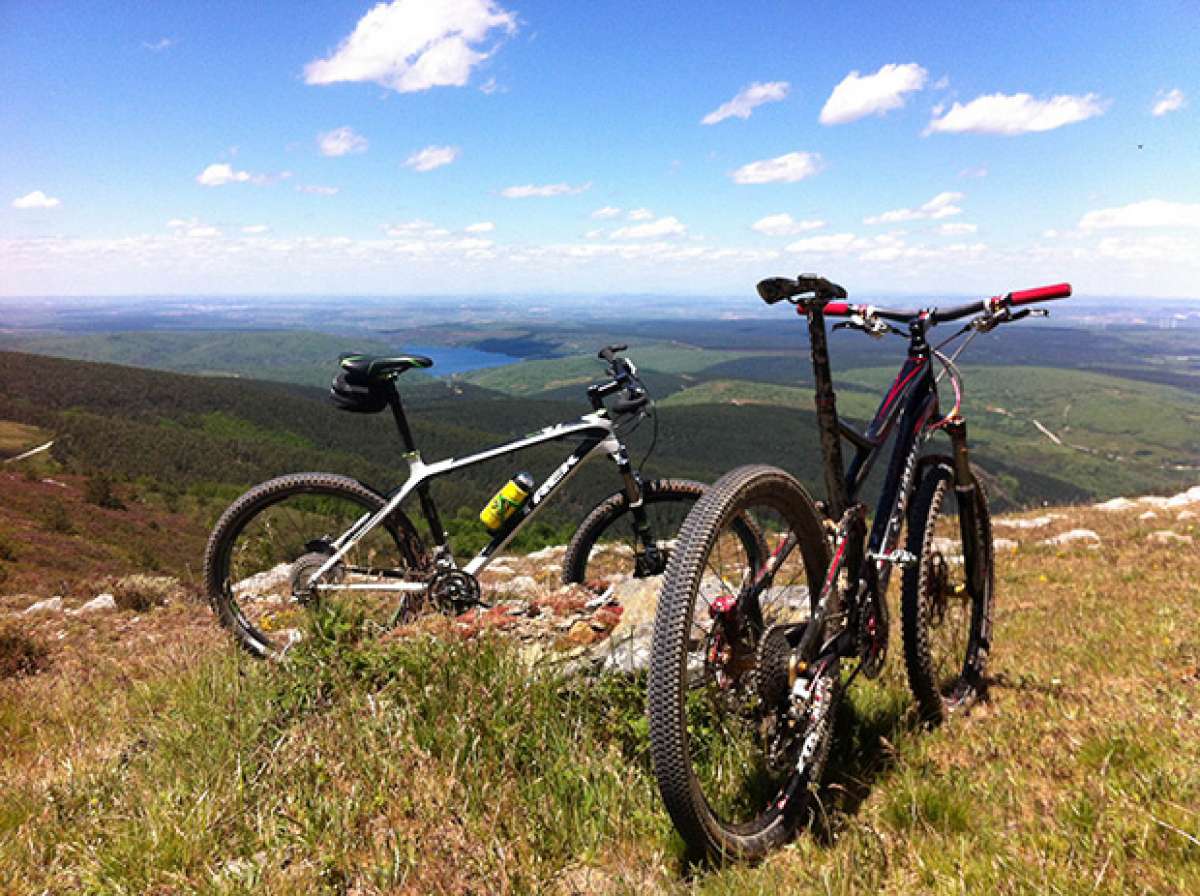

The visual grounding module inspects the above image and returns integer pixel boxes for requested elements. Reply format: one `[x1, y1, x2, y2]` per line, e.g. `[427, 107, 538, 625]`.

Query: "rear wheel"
[203, 473, 428, 659]
[901, 460, 993, 724]
[648, 465, 830, 861]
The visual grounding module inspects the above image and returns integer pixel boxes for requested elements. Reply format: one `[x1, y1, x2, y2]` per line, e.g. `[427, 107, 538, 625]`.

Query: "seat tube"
[388, 390, 446, 544]
[806, 305, 849, 518]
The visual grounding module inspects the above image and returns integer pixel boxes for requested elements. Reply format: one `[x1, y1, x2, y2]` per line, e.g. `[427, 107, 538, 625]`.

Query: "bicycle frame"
[777, 305, 983, 661]
[307, 389, 640, 593]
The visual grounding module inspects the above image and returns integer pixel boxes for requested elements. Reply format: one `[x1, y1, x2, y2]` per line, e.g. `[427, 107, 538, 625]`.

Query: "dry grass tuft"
[0, 625, 49, 679]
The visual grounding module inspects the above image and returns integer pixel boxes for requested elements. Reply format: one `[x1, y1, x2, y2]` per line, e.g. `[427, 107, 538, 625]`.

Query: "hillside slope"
[1, 486, 1197, 892]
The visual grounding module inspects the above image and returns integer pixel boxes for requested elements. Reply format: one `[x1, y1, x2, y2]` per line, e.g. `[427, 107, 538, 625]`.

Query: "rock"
[994, 514, 1060, 530]
[232, 563, 291, 598]
[564, 620, 600, 646]
[23, 596, 63, 615]
[1040, 529, 1101, 548]
[1094, 497, 1137, 511]
[1136, 495, 1171, 508]
[1148, 530, 1194, 546]
[598, 621, 654, 673]
[78, 593, 117, 613]
[484, 561, 515, 576]
[526, 544, 567, 563]
[495, 575, 538, 595]
[993, 537, 1018, 552]
[1139, 511, 1158, 521]
[1177, 510, 1197, 522]
[1166, 485, 1200, 507]
[610, 577, 660, 630]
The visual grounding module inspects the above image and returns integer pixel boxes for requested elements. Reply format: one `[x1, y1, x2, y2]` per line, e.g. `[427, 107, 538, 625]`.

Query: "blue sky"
[2, 1, 1198, 298]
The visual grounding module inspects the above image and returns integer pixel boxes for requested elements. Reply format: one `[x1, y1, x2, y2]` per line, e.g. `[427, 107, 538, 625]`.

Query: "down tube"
[866, 372, 937, 559]
[463, 436, 608, 574]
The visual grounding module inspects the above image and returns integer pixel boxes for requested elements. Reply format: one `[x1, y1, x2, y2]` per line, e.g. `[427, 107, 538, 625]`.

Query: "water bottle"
[479, 472, 535, 532]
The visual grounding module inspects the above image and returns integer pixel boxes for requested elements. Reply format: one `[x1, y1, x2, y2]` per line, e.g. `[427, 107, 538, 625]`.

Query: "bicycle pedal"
[868, 548, 918, 567]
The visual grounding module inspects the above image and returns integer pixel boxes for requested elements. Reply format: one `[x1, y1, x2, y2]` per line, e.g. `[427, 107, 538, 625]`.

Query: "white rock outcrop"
[23, 596, 63, 614]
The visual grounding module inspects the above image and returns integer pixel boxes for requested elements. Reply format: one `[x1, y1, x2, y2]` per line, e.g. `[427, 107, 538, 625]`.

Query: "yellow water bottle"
[480, 472, 535, 532]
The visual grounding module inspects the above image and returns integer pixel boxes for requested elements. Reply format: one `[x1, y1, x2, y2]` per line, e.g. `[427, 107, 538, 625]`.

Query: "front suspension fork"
[944, 419, 986, 599]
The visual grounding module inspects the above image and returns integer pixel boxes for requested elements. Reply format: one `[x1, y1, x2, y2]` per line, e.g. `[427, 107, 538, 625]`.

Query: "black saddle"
[756, 274, 848, 304]
[330, 353, 433, 414]
[338, 353, 433, 383]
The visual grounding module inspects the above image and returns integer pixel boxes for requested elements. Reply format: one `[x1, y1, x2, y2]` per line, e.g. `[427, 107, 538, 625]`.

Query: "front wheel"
[203, 473, 429, 659]
[901, 460, 993, 724]
[561, 478, 711, 587]
[648, 464, 830, 861]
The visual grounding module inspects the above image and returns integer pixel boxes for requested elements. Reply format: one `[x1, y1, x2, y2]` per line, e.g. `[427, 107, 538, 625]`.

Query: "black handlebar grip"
[598, 343, 628, 362]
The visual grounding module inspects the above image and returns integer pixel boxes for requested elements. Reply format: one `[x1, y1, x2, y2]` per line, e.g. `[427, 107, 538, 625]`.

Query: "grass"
[0, 420, 50, 459]
[0, 501, 1198, 892]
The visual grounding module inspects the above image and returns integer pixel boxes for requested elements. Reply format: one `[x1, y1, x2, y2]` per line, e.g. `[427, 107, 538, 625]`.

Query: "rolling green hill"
[0, 330, 430, 389]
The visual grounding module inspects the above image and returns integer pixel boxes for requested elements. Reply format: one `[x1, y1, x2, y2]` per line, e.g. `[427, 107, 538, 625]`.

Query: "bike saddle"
[757, 274, 848, 304]
[338, 353, 434, 383]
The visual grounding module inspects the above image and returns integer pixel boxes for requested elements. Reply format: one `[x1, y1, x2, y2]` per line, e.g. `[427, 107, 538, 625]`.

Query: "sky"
[2, 0, 1198, 299]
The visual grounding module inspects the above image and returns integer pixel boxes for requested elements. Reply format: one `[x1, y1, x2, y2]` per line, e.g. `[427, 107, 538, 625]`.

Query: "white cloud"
[12, 190, 61, 209]
[501, 182, 590, 198]
[165, 217, 219, 238]
[242, 225, 270, 234]
[1079, 199, 1200, 230]
[610, 216, 686, 240]
[318, 126, 368, 157]
[751, 213, 824, 236]
[386, 219, 450, 238]
[197, 163, 255, 186]
[1152, 88, 1186, 117]
[142, 37, 174, 52]
[627, 208, 654, 221]
[819, 63, 927, 125]
[926, 92, 1108, 135]
[865, 191, 963, 224]
[464, 221, 494, 233]
[404, 145, 460, 172]
[786, 233, 863, 253]
[701, 81, 789, 125]
[297, 184, 339, 196]
[731, 151, 823, 185]
[591, 206, 621, 219]
[304, 0, 516, 93]
[938, 222, 977, 236]
[958, 165, 989, 178]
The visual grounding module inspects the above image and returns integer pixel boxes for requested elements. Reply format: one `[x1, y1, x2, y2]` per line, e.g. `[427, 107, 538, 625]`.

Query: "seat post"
[385, 385, 418, 453]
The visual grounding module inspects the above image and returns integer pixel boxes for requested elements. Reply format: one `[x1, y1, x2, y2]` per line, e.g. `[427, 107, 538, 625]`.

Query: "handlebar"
[815, 282, 1072, 326]
[589, 344, 650, 416]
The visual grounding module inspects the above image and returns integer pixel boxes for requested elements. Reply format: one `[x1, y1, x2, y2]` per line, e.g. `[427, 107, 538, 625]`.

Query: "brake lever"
[833, 313, 889, 339]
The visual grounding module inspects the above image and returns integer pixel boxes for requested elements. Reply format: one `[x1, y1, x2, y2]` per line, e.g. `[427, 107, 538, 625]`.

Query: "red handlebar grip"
[1008, 283, 1071, 305]
[822, 301, 852, 316]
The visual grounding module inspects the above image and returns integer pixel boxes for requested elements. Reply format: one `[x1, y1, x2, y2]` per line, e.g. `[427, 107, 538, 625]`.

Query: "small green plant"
[111, 574, 179, 612]
[41, 499, 75, 534]
[0, 626, 49, 679]
[84, 473, 126, 510]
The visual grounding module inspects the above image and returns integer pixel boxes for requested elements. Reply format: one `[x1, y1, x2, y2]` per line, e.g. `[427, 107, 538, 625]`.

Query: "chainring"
[426, 569, 483, 615]
[857, 580, 889, 680]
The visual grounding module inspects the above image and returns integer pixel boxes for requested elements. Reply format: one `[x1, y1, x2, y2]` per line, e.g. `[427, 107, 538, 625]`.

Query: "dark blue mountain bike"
[647, 274, 1071, 860]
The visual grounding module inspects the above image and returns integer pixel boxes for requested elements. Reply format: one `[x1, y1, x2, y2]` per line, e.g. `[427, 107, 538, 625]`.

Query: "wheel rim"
[683, 502, 819, 829]
[217, 490, 417, 654]
[924, 484, 982, 701]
